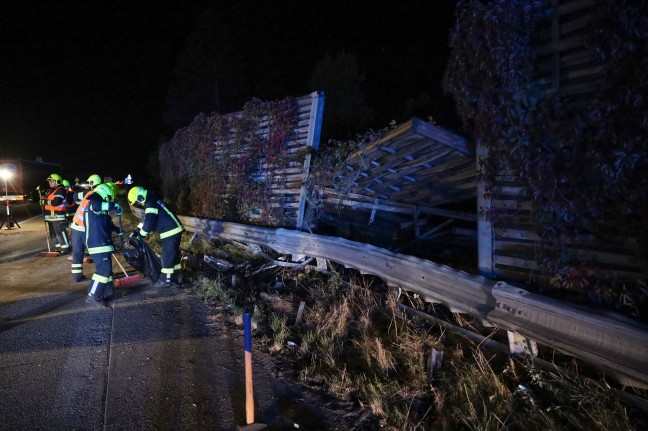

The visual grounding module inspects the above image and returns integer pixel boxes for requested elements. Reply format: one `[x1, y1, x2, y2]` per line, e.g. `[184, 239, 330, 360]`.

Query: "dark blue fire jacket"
[137, 191, 184, 239]
[84, 193, 121, 254]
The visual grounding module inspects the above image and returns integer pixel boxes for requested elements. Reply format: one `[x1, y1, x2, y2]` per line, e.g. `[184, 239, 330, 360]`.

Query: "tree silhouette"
[309, 51, 374, 141]
[164, 3, 317, 132]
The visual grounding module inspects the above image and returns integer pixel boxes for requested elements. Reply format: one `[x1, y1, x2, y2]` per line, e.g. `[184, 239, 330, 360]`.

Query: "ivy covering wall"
[444, 0, 648, 318]
[159, 97, 302, 226]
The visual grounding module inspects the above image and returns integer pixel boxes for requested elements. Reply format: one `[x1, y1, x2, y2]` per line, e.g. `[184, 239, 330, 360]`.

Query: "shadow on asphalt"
[0, 290, 87, 333]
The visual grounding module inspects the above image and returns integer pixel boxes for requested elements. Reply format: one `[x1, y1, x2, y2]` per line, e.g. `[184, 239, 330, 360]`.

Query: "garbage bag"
[123, 236, 143, 272]
[141, 241, 162, 283]
[124, 237, 161, 282]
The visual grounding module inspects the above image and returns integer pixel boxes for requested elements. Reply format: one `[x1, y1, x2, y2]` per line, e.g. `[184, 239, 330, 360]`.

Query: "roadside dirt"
[194, 285, 382, 431]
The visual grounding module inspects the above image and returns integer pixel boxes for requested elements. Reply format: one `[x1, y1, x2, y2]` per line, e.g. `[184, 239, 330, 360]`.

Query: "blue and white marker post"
[237, 312, 266, 430]
[244, 312, 254, 424]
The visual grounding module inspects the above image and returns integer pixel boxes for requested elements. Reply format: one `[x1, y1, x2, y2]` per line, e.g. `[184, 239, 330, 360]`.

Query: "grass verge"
[186, 238, 648, 430]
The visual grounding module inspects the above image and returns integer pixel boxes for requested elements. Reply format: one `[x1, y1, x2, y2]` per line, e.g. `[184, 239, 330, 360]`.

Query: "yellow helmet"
[62, 179, 70, 188]
[87, 174, 102, 188]
[106, 182, 119, 198]
[94, 183, 114, 201]
[47, 173, 62, 184]
[128, 186, 147, 206]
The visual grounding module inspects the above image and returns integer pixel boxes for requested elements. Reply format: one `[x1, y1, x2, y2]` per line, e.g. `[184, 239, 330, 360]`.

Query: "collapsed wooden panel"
[324, 118, 477, 224]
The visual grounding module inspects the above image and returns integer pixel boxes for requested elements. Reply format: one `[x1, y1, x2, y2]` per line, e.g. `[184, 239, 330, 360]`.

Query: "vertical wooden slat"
[477, 140, 495, 277]
[551, 0, 561, 94]
[296, 91, 325, 230]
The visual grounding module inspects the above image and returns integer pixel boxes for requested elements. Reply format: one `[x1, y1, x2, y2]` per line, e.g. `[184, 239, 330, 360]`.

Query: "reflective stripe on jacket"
[84, 194, 118, 254]
[138, 192, 184, 239]
[71, 190, 94, 231]
[44, 186, 67, 221]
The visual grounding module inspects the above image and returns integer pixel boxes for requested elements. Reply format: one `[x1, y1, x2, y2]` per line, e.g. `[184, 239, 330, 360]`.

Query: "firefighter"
[87, 174, 102, 189]
[69, 175, 104, 282]
[42, 173, 70, 255]
[85, 183, 123, 306]
[128, 186, 184, 287]
[106, 182, 119, 201]
[74, 173, 102, 204]
[69, 185, 95, 282]
[62, 179, 77, 227]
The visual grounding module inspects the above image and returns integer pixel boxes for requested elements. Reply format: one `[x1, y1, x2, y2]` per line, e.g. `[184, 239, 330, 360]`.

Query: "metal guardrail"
[134, 208, 648, 389]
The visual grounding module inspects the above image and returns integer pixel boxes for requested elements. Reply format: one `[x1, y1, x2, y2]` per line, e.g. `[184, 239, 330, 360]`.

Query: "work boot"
[152, 278, 173, 288]
[72, 275, 88, 283]
[85, 294, 107, 307]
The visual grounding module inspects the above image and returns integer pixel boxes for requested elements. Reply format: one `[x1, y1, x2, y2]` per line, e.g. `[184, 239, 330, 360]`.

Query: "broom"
[113, 254, 142, 286]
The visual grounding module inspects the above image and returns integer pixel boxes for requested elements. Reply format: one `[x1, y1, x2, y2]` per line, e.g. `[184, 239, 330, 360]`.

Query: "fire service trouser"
[70, 229, 86, 282]
[48, 219, 70, 254]
[159, 233, 182, 283]
[87, 251, 114, 300]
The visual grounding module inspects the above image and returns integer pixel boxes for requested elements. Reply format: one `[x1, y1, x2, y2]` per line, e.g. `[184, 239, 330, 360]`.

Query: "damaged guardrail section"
[143, 211, 648, 388]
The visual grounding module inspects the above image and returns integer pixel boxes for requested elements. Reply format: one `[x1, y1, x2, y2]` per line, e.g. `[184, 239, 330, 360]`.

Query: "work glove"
[113, 203, 123, 216]
[130, 228, 142, 239]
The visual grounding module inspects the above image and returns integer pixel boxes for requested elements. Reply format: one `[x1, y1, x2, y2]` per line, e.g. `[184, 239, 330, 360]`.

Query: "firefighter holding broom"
[128, 186, 184, 288]
[41, 173, 70, 255]
[84, 183, 123, 306]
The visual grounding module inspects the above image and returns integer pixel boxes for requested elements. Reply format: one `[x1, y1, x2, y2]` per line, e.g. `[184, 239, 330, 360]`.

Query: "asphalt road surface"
[0, 205, 279, 430]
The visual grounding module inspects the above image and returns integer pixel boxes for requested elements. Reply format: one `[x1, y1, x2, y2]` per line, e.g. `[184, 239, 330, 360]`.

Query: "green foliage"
[159, 96, 302, 226]
[444, 0, 648, 318]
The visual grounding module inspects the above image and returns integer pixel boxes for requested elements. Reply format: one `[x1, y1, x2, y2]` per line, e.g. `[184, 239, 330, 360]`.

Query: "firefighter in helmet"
[84, 183, 123, 306]
[106, 182, 119, 200]
[87, 174, 102, 189]
[69, 174, 104, 282]
[73, 174, 102, 204]
[128, 186, 184, 287]
[62, 179, 77, 227]
[42, 173, 70, 255]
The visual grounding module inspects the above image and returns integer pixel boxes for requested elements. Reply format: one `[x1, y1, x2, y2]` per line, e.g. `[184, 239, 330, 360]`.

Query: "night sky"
[1, 1, 457, 184]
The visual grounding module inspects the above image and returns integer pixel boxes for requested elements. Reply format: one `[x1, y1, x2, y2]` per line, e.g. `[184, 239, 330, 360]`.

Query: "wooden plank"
[321, 197, 414, 214]
[535, 34, 587, 56]
[320, 188, 477, 221]
[536, 13, 593, 41]
[412, 118, 475, 156]
[493, 255, 644, 281]
[555, 0, 595, 16]
[495, 239, 645, 268]
[538, 51, 598, 71]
